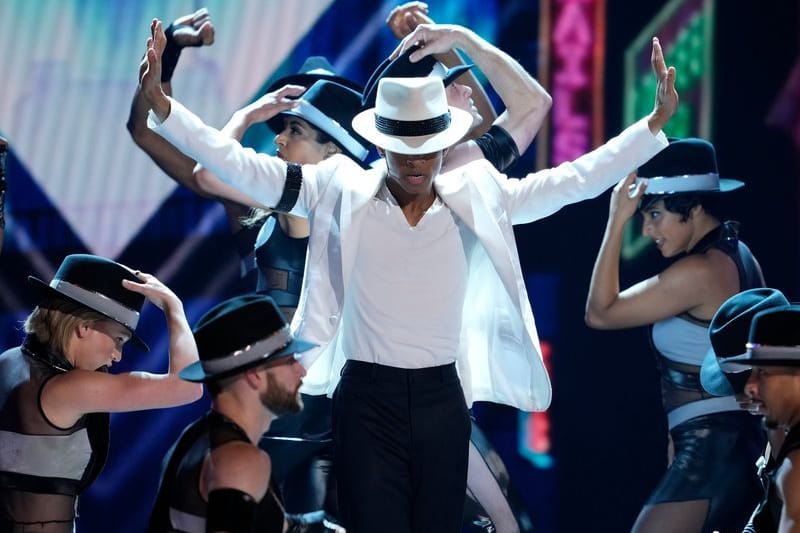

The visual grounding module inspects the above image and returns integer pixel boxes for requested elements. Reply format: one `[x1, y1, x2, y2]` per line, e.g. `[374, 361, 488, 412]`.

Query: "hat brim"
[266, 105, 370, 168]
[179, 337, 317, 383]
[28, 276, 149, 352]
[351, 106, 473, 155]
[699, 348, 737, 396]
[719, 352, 800, 370]
[267, 72, 362, 94]
[640, 177, 745, 195]
[442, 64, 474, 86]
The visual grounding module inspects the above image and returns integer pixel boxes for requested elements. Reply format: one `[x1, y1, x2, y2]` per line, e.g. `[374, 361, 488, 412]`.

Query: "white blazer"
[151, 100, 667, 412]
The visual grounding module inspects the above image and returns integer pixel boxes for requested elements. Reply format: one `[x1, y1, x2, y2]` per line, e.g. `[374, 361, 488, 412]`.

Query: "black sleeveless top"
[148, 410, 284, 532]
[651, 221, 765, 413]
[235, 214, 308, 310]
[0, 337, 109, 531]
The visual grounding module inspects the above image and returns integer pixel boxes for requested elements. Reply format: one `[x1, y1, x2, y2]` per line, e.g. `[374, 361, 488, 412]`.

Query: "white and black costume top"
[0, 337, 109, 531]
[650, 221, 765, 428]
[148, 410, 284, 533]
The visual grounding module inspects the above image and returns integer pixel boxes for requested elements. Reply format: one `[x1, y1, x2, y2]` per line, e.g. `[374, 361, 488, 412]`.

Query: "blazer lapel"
[436, 164, 522, 311]
[339, 167, 384, 285]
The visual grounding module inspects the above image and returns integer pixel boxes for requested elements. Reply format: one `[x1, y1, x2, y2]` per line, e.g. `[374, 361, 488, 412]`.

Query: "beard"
[261, 372, 303, 416]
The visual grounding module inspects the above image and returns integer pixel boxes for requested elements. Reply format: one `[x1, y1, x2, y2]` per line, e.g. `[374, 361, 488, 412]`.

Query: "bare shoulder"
[206, 441, 271, 500]
[778, 450, 800, 521]
[665, 248, 737, 289]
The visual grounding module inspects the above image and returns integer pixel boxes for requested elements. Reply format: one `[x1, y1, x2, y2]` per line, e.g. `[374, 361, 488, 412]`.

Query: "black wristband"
[160, 24, 182, 82]
[274, 163, 303, 213]
[474, 125, 520, 173]
[161, 23, 204, 83]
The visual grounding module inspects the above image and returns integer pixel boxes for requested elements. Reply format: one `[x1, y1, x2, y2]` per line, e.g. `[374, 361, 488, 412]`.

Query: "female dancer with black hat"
[585, 138, 767, 532]
[0, 254, 202, 532]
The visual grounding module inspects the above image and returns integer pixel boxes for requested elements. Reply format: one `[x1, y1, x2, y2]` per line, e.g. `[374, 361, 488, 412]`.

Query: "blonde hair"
[23, 297, 107, 355]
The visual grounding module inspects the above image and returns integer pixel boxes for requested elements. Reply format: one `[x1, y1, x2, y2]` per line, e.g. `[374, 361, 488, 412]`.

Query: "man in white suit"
[139, 18, 677, 533]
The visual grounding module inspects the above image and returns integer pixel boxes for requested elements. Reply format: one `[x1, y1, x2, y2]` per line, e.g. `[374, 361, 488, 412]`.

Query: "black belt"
[341, 360, 458, 384]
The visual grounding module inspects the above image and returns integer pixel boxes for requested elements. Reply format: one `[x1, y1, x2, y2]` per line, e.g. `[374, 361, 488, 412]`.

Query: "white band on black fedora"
[292, 100, 368, 161]
[201, 326, 293, 374]
[50, 279, 140, 330]
[746, 344, 800, 361]
[636, 172, 720, 194]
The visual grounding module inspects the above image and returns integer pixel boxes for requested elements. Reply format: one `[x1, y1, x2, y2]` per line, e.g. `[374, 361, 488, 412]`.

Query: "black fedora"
[636, 137, 744, 195]
[700, 288, 790, 396]
[361, 44, 474, 109]
[718, 305, 800, 369]
[28, 254, 149, 351]
[265, 55, 363, 94]
[180, 294, 316, 383]
[266, 80, 370, 166]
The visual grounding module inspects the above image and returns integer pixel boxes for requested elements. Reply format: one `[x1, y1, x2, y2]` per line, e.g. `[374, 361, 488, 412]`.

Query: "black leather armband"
[473, 125, 520, 173]
[207, 488, 257, 533]
[273, 163, 303, 213]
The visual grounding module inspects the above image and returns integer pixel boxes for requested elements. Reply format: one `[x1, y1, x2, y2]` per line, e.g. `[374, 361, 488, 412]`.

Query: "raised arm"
[140, 20, 310, 215]
[583, 174, 716, 329]
[40, 271, 202, 428]
[387, 3, 497, 139]
[191, 84, 304, 210]
[126, 9, 215, 197]
[394, 22, 552, 171]
[489, 36, 675, 225]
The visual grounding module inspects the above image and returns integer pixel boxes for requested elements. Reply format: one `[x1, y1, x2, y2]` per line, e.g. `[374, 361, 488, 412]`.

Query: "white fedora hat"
[352, 77, 473, 155]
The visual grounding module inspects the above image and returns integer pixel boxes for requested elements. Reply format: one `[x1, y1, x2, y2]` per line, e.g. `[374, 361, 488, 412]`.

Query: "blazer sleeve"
[148, 98, 327, 217]
[501, 117, 669, 224]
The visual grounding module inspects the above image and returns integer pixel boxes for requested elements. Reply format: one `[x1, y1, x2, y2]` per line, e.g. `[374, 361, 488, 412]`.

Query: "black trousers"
[332, 360, 471, 533]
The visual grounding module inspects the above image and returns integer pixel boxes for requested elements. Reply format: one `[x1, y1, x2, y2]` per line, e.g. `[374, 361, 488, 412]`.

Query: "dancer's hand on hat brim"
[241, 84, 304, 124]
[390, 23, 464, 62]
[122, 271, 179, 312]
[609, 172, 646, 224]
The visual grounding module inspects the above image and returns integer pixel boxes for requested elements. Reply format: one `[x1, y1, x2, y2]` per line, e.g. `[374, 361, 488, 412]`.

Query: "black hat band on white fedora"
[291, 99, 369, 161]
[636, 172, 721, 194]
[375, 112, 451, 137]
[200, 325, 294, 375]
[49, 279, 140, 331]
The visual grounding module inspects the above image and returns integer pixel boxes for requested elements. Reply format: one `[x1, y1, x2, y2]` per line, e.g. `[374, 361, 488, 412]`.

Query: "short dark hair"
[640, 193, 723, 221]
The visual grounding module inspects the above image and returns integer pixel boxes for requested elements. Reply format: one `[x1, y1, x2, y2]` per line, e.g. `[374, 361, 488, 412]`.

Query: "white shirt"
[340, 182, 467, 368]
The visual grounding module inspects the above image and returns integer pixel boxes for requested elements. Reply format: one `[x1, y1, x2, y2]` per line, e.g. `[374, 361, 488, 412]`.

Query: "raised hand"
[139, 19, 171, 121]
[169, 7, 215, 47]
[386, 1, 432, 40]
[239, 84, 305, 125]
[391, 23, 468, 61]
[122, 270, 180, 312]
[609, 172, 647, 224]
[647, 37, 678, 134]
